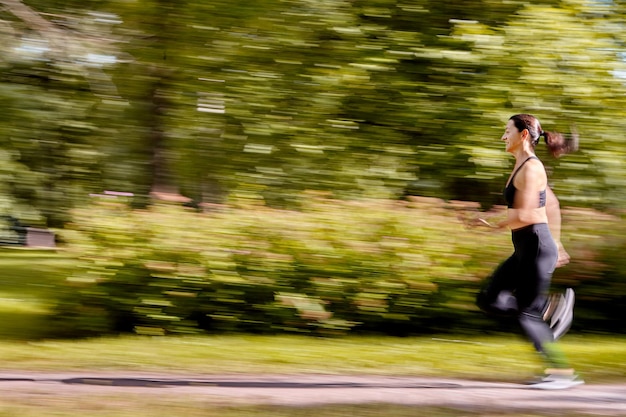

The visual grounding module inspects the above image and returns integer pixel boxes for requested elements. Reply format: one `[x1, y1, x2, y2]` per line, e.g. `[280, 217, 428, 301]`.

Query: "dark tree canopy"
[0, 0, 624, 224]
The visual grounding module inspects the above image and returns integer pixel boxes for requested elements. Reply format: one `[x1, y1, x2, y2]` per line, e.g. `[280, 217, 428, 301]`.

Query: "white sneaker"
[543, 288, 575, 340]
[551, 288, 575, 340]
[527, 373, 584, 390]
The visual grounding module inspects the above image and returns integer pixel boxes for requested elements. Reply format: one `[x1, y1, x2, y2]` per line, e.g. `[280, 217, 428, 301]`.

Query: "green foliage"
[0, 4, 127, 226]
[49, 196, 626, 337]
[555, 208, 626, 332]
[51, 196, 481, 336]
[3, 0, 626, 223]
[448, 0, 626, 209]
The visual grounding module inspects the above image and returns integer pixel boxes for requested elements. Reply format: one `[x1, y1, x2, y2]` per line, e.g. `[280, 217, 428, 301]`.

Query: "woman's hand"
[462, 216, 502, 229]
[458, 212, 506, 230]
[478, 218, 509, 230]
[556, 245, 570, 268]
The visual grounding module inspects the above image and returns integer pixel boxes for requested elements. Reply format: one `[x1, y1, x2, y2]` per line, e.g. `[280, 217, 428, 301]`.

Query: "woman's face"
[501, 119, 525, 154]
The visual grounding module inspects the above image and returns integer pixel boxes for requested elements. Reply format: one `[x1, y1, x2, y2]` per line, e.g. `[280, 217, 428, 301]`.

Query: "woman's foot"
[526, 368, 584, 390]
[543, 288, 575, 340]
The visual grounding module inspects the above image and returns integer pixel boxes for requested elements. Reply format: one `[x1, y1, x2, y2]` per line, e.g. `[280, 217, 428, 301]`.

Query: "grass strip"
[0, 334, 620, 383]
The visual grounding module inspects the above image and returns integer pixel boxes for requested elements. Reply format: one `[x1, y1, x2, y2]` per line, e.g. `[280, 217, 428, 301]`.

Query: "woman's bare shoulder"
[517, 158, 546, 187]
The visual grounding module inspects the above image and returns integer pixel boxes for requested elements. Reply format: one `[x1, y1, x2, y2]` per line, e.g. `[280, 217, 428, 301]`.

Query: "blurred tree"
[0, 0, 125, 226]
[447, 0, 626, 208]
[1, 0, 626, 225]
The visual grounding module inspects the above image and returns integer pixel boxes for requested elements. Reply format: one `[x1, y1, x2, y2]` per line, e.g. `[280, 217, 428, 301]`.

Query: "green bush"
[555, 208, 626, 333]
[50, 195, 626, 337]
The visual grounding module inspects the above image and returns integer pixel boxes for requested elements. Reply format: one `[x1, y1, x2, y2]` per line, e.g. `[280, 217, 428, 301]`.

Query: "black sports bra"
[504, 156, 547, 209]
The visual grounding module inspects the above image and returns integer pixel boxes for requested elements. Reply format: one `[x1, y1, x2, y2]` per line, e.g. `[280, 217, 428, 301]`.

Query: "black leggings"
[477, 223, 558, 358]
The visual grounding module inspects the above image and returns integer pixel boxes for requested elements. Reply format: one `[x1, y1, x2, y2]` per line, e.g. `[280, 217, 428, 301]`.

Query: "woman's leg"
[519, 309, 570, 368]
[476, 255, 519, 315]
[515, 225, 569, 369]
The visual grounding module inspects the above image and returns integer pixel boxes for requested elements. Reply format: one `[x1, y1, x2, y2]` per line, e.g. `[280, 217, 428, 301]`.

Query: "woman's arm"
[546, 186, 570, 267]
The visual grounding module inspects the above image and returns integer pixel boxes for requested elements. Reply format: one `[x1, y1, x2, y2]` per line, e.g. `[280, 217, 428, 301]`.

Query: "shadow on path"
[1, 376, 469, 389]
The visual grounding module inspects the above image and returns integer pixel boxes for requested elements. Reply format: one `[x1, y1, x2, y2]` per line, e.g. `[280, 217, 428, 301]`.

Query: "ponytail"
[542, 127, 579, 158]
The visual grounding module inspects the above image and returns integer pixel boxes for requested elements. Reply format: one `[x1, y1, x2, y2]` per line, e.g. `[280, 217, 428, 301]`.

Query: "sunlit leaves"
[2, 0, 626, 219]
[449, 0, 626, 206]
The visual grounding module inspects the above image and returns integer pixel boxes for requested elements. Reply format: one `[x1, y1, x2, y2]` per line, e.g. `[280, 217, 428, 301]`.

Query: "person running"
[475, 113, 582, 390]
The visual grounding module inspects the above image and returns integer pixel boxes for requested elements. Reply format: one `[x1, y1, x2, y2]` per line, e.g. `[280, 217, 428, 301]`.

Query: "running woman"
[475, 114, 582, 390]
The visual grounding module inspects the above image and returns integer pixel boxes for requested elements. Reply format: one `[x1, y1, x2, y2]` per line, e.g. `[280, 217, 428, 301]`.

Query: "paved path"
[1, 372, 625, 415]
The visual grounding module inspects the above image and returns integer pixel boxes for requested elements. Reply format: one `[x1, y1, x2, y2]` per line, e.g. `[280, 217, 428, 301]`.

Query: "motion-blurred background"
[0, 0, 624, 339]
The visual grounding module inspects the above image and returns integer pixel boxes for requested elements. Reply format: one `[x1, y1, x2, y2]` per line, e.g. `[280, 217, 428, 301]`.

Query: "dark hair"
[509, 114, 578, 158]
